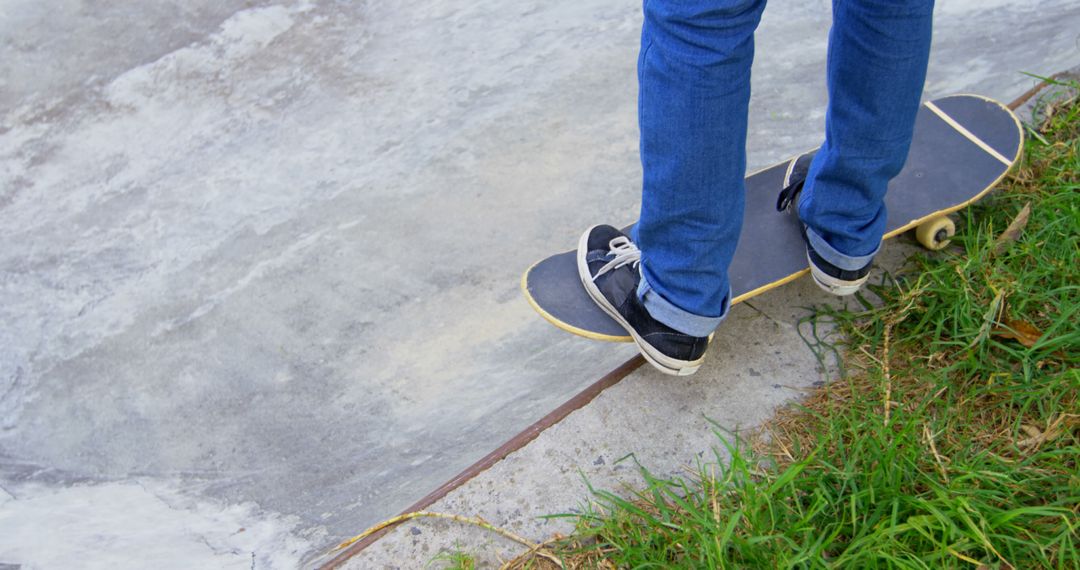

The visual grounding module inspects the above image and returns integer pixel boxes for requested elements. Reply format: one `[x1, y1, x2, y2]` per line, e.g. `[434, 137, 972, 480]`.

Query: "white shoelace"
[592, 236, 641, 282]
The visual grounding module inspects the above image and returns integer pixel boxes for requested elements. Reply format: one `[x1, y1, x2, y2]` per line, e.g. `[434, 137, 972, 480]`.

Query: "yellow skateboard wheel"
[915, 216, 955, 250]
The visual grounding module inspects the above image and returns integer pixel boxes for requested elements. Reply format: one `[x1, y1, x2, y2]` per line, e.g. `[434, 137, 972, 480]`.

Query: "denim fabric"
[633, 0, 933, 337]
[799, 0, 935, 259]
[637, 266, 730, 338]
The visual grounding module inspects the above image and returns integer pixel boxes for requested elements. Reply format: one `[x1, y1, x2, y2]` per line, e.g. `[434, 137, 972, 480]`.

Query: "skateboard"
[522, 94, 1023, 342]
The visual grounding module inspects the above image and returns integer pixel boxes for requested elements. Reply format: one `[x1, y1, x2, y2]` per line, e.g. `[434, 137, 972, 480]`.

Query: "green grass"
[515, 87, 1079, 569]
[431, 547, 478, 569]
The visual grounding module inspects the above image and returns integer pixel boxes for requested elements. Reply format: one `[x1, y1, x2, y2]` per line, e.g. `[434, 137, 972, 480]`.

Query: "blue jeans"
[631, 0, 934, 336]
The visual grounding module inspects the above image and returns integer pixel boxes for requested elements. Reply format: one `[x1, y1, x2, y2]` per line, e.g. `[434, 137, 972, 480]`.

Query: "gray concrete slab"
[335, 68, 1080, 570]
[335, 256, 891, 569]
[339, 66, 1080, 569]
[1, 0, 1077, 568]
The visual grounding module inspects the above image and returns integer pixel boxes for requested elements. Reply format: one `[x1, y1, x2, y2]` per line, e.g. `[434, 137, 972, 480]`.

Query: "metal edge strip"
[317, 92, 1029, 569]
[316, 355, 646, 569]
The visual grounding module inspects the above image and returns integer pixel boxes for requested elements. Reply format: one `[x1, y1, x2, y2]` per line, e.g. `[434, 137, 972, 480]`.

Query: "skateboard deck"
[522, 94, 1023, 342]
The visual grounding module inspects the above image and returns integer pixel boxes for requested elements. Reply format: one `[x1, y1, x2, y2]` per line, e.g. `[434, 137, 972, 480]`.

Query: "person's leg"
[632, 0, 767, 337]
[577, 0, 767, 375]
[799, 0, 934, 288]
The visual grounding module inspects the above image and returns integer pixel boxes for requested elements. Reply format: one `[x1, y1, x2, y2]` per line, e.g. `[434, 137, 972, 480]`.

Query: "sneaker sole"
[577, 226, 705, 377]
[807, 252, 869, 296]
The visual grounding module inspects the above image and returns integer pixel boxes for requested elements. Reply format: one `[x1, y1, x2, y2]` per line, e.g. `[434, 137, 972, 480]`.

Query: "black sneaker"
[775, 149, 816, 212]
[800, 225, 872, 296]
[776, 151, 873, 297]
[577, 224, 709, 376]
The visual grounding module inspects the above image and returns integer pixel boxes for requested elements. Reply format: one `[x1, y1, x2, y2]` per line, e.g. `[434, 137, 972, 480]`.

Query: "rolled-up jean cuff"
[805, 226, 879, 270]
[636, 268, 728, 337]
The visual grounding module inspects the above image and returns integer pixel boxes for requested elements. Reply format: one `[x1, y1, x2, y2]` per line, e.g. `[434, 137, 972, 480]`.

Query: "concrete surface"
[340, 65, 1080, 569]
[335, 251, 894, 569]
[1, 0, 1077, 568]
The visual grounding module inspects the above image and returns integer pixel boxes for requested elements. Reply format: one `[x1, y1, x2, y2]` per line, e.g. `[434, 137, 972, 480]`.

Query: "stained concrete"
[1, 0, 1078, 568]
